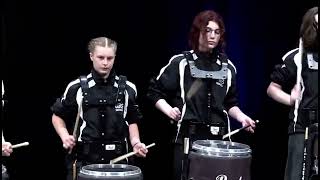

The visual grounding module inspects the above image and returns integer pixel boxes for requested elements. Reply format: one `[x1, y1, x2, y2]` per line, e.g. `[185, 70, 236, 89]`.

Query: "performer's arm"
[129, 123, 147, 157]
[52, 114, 75, 150]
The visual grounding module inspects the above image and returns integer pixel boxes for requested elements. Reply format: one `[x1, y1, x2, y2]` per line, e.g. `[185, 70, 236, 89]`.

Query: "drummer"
[2, 133, 13, 157]
[51, 37, 148, 180]
[2, 81, 13, 157]
[146, 9, 256, 180]
[2, 80, 12, 180]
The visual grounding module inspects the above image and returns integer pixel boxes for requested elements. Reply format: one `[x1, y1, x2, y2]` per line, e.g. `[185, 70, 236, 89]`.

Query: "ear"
[89, 52, 94, 61]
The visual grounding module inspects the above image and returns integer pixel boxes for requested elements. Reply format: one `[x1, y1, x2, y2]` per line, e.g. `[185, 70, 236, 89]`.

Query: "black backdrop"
[2, 0, 317, 180]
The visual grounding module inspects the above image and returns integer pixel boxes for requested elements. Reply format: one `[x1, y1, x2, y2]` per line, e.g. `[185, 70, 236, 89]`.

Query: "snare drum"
[78, 164, 143, 180]
[188, 140, 252, 180]
[2, 164, 9, 180]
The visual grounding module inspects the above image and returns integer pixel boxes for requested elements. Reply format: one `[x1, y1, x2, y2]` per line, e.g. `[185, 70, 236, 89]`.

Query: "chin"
[99, 71, 109, 76]
[208, 45, 217, 49]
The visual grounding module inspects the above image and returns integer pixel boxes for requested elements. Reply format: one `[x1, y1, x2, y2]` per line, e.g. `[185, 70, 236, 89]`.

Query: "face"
[90, 45, 116, 79]
[198, 21, 221, 52]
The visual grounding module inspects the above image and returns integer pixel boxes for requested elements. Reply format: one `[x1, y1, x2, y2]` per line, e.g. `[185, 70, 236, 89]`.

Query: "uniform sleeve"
[146, 56, 182, 105]
[270, 51, 297, 88]
[224, 69, 239, 111]
[125, 84, 143, 124]
[51, 82, 79, 123]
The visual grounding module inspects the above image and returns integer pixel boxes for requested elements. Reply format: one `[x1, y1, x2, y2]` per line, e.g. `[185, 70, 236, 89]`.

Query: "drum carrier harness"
[75, 75, 129, 165]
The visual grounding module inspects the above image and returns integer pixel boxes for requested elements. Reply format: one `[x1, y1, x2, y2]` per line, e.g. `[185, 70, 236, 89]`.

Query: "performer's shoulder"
[282, 48, 299, 61]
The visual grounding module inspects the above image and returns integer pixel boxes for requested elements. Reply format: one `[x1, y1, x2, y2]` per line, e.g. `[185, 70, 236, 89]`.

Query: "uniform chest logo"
[216, 79, 224, 87]
[115, 103, 124, 111]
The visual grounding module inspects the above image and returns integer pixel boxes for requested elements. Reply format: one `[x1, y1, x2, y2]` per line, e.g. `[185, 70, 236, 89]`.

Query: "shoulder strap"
[116, 75, 128, 139]
[218, 53, 228, 64]
[115, 75, 127, 116]
[118, 75, 127, 96]
[183, 51, 194, 65]
[79, 75, 89, 106]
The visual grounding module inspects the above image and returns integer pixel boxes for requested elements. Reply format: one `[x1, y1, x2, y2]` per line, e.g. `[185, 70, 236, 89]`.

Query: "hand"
[290, 84, 301, 105]
[167, 107, 181, 121]
[133, 142, 148, 158]
[2, 142, 13, 156]
[239, 115, 256, 133]
[62, 134, 76, 150]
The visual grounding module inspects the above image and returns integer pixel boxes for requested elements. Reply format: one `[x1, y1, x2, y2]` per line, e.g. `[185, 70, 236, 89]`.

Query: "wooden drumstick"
[110, 143, 156, 164]
[12, 142, 29, 149]
[65, 98, 83, 154]
[222, 120, 259, 139]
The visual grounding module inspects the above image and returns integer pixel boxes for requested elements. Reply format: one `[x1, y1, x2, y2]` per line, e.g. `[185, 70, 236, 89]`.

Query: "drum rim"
[80, 164, 141, 177]
[2, 164, 7, 173]
[192, 140, 252, 157]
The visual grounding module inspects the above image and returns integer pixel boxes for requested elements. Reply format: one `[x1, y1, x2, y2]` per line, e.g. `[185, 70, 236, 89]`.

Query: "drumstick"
[110, 143, 156, 164]
[186, 79, 203, 100]
[171, 79, 203, 125]
[65, 99, 82, 154]
[222, 120, 259, 139]
[12, 142, 29, 149]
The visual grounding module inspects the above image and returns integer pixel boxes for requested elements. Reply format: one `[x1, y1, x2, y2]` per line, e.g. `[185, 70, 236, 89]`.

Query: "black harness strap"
[79, 75, 89, 106]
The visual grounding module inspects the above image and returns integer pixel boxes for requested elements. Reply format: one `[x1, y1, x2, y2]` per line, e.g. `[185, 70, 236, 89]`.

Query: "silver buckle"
[105, 144, 116, 150]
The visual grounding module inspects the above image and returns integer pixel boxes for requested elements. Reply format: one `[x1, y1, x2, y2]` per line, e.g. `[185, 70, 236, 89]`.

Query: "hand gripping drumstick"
[109, 143, 156, 164]
[11, 142, 29, 149]
[222, 120, 259, 139]
[63, 99, 82, 154]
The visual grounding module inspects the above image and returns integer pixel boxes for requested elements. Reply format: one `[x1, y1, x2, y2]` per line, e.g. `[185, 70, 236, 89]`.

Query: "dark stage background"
[1, 0, 317, 180]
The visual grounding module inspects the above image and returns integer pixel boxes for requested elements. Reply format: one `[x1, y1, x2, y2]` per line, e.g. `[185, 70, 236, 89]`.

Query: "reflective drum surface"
[78, 164, 142, 180]
[2, 164, 9, 180]
[188, 140, 252, 180]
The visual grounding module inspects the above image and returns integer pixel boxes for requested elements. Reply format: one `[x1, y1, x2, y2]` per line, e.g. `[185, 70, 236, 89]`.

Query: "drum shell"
[78, 164, 142, 180]
[188, 140, 252, 180]
[188, 152, 251, 180]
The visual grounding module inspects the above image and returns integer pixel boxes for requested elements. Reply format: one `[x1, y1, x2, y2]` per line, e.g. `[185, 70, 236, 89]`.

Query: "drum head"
[192, 140, 251, 157]
[80, 164, 141, 178]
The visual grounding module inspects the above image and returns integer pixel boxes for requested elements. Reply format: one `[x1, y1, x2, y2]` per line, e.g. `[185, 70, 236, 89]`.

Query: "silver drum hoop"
[80, 164, 141, 177]
[192, 140, 252, 157]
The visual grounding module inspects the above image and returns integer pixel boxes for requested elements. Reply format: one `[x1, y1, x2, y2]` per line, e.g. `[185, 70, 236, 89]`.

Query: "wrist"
[132, 141, 140, 148]
[131, 138, 141, 147]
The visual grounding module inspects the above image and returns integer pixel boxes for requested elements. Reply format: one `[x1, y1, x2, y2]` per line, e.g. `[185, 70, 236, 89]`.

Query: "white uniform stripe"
[77, 88, 84, 142]
[226, 69, 232, 93]
[175, 59, 188, 141]
[282, 48, 299, 61]
[156, 54, 184, 80]
[227, 59, 237, 74]
[292, 40, 303, 132]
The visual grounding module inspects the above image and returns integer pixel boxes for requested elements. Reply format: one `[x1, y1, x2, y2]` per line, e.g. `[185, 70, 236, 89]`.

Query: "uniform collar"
[194, 49, 219, 61]
[91, 69, 116, 85]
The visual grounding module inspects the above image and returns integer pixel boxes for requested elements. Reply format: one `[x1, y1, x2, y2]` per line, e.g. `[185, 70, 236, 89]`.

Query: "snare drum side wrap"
[188, 140, 252, 180]
[78, 164, 143, 180]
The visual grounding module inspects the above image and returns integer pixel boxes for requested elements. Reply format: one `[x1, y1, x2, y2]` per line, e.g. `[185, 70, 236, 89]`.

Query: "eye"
[205, 27, 213, 33]
[107, 56, 114, 61]
[214, 29, 221, 35]
[97, 56, 104, 60]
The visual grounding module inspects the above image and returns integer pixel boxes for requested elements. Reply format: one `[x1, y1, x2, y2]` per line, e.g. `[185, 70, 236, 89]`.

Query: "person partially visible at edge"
[2, 80, 13, 157]
[267, 7, 318, 180]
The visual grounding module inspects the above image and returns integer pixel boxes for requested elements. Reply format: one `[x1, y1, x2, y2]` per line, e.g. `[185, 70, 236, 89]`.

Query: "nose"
[102, 58, 108, 65]
[209, 31, 217, 38]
